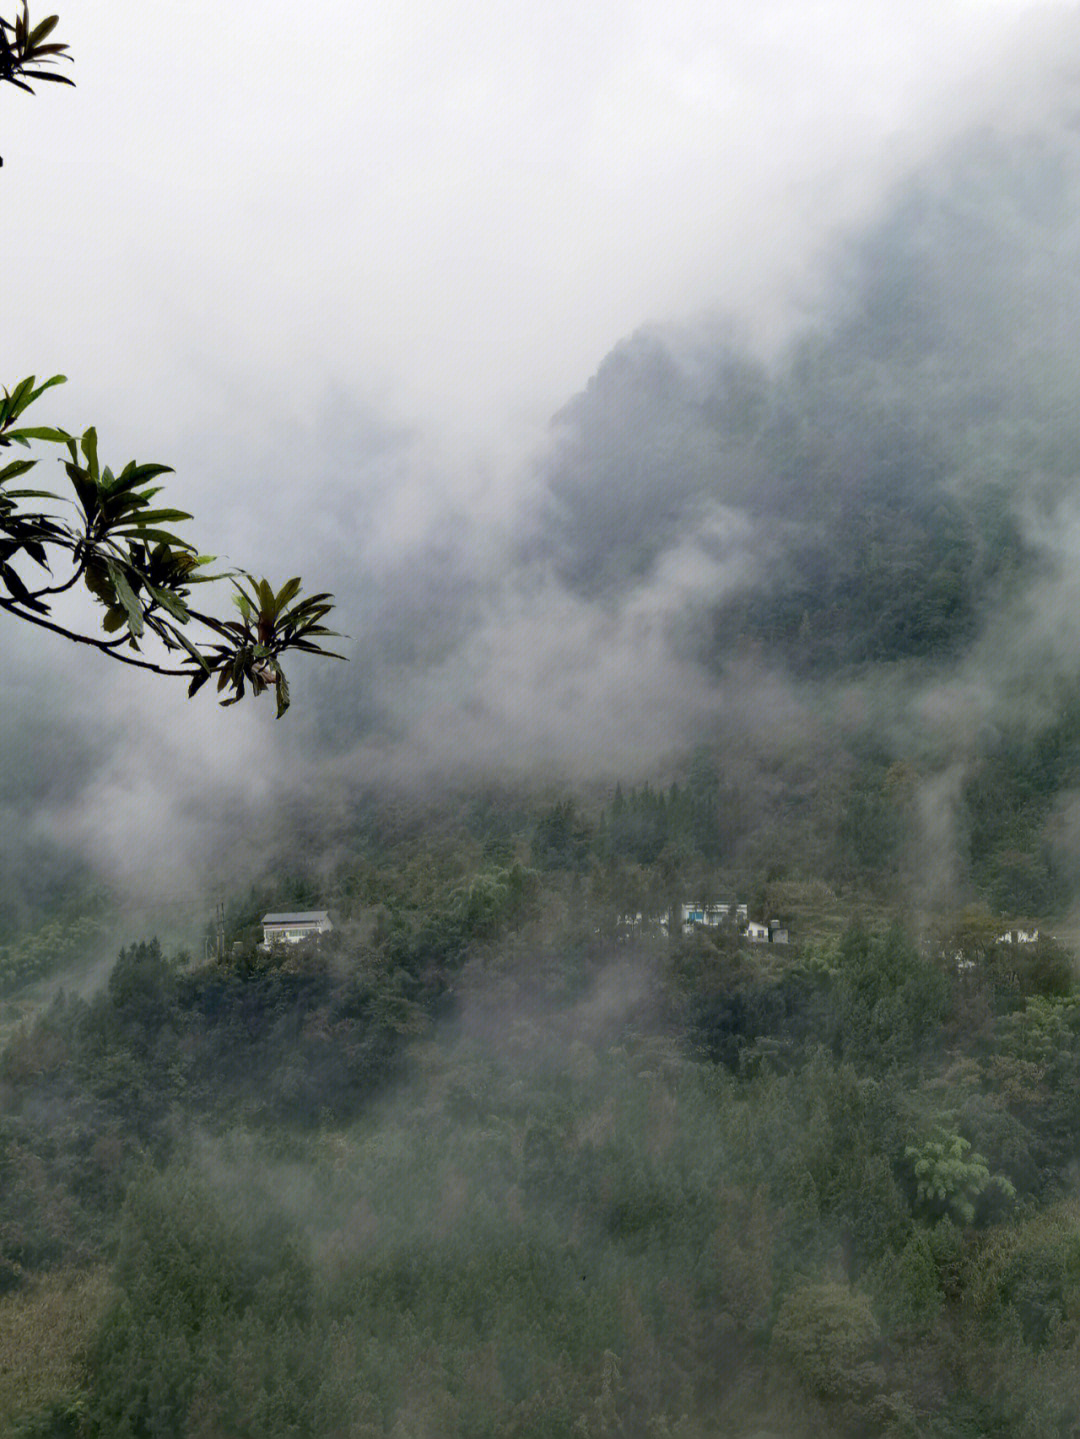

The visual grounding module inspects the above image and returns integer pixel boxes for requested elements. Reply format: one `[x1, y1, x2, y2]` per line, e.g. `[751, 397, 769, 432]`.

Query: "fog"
[5, 0, 1080, 912]
[10, 17, 1080, 1429]
[5, 1, 1061, 449]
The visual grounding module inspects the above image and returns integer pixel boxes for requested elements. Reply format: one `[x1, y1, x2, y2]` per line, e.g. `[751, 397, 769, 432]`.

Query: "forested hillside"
[3, 810, 1080, 1436]
[9, 77, 1080, 1439]
[543, 127, 1080, 677]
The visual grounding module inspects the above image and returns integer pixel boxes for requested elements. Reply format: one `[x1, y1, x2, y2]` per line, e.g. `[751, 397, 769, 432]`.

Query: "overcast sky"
[3, 0, 1079, 909]
[4, 1, 1071, 458]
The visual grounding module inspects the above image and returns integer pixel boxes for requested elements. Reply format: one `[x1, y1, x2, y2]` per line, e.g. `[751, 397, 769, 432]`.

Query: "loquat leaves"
[0, 375, 343, 714]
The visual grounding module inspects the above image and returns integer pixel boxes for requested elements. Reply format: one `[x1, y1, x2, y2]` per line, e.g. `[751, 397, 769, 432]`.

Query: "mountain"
[501, 114, 1080, 917]
[540, 122, 1080, 679]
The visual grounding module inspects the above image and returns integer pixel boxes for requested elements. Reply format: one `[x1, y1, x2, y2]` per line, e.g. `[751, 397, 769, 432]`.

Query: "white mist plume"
[7, 2, 1080, 908]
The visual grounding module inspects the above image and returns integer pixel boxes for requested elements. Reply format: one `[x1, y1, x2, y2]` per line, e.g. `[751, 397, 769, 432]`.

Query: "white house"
[261, 910, 333, 947]
[680, 901, 747, 932]
[616, 899, 789, 943]
[997, 928, 1040, 945]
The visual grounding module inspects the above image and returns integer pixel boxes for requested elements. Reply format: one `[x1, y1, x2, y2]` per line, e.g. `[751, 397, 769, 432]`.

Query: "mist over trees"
[542, 123, 1080, 683]
[8, 10, 1080, 1439]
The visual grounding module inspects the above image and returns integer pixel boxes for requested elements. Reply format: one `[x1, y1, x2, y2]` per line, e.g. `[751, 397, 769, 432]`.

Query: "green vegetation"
[8, 12, 1080, 1438]
[544, 127, 1080, 691]
[0, 789, 1078, 1437]
[0, 375, 342, 715]
[0, 917, 107, 996]
[0, 2, 72, 145]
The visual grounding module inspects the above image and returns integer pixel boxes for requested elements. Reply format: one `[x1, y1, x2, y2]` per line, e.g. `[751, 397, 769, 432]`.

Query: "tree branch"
[22, 558, 83, 599]
[0, 594, 197, 676]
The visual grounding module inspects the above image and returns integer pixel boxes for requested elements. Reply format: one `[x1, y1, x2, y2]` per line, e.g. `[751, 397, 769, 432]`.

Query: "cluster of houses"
[950, 925, 1044, 971]
[620, 902, 789, 944]
[256, 908, 1051, 969]
[259, 903, 792, 951]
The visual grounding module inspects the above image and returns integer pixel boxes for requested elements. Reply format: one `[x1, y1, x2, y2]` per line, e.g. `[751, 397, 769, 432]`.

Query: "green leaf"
[26, 374, 66, 404]
[102, 607, 127, 633]
[145, 581, 189, 624]
[105, 561, 143, 637]
[275, 576, 303, 611]
[1, 563, 48, 612]
[290, 641, 348, 659]
[114, 528, 197, 548]
[6, 426, 69, 443]
[0, 459, 36, 481]
[80, 427, 98, 479]
[27, 14, 59, 45]
[65, 462, 96, 518]
[185, 558, 228, 583]
[83, 562, 113, 604]
[170, 625, 212, 673]
[119, 507, 193, 525]
[220, 669, 246, 705]
[8, 377, 34, 415]
[106, 464, 174, 496]
[275, 666, 291, 718]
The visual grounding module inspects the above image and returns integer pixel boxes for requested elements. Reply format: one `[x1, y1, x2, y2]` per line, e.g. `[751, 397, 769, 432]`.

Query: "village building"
[261, 910, 333, 947]
[680, 902, 729, 928]
[617, 900, 789, 943]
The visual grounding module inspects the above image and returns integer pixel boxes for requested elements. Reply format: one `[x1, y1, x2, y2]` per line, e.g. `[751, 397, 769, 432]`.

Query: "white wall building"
[261, 910, 333, 947]
[618, 900, 788, 943]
